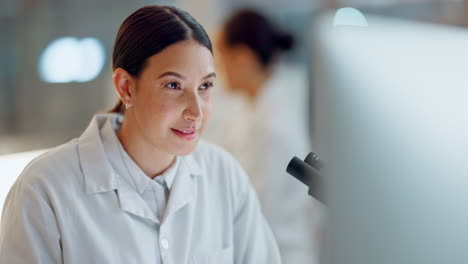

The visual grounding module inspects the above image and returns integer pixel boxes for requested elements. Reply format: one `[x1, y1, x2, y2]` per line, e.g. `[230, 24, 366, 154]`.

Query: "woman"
[0, 6, 281, 263]
[206, 9, 324, 264]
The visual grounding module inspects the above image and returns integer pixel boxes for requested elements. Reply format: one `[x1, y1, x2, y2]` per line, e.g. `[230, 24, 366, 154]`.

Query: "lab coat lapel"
[116, 174, 159, 224]
[163, 155, 201, 221]
[78, 114, 159, 224]
[78, 115, 118, 194]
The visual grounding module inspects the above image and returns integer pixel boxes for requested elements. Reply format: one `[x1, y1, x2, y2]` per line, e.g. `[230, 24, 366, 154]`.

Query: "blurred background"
[0, 0, 465, 154]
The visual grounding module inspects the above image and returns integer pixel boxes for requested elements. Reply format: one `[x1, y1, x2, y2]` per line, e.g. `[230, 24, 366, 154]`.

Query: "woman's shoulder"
[190, 140, 251, 193]
[193, 139, 232, 159]
[192, 139, 243, 171]
[16, 139, 81, 190]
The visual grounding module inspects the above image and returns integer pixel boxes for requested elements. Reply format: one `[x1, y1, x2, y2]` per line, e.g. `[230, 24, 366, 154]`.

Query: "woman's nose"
[183, 94, 202, 122]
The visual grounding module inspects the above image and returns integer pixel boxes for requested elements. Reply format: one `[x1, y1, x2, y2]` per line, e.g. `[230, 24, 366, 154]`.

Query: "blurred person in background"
[0, 5, 282, 263]
[205, 9, 324, 264]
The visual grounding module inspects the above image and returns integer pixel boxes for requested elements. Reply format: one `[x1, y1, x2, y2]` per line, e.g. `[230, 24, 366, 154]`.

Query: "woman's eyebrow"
[158, 71, 186, 80]
[202, 73, 216, 80]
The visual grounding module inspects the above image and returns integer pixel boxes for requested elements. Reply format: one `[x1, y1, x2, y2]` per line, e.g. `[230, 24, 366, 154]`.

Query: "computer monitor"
[311, 12, 468, 264]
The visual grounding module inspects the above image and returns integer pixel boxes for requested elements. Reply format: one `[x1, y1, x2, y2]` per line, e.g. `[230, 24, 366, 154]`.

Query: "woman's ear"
[112, 68, 136, 108]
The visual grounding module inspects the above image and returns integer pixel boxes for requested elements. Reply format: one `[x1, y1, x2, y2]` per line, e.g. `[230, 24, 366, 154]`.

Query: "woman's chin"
[170, 141, 199, 156]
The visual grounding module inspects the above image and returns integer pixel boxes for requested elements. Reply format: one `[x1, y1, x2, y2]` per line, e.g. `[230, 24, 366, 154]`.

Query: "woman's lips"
[171, 128, 197, 141]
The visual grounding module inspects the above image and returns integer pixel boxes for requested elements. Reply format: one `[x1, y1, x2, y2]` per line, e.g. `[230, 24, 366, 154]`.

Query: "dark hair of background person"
[223, 9, 294, 68]
[109, 5, 213, 113]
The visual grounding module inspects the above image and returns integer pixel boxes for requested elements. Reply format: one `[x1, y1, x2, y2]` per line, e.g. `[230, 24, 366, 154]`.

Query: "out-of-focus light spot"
[333, 7, 368, 27]
[39, 37, 105, 83]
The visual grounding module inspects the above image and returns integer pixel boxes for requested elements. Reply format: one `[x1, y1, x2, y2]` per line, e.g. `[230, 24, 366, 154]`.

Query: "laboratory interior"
[1, 0, 468, 263]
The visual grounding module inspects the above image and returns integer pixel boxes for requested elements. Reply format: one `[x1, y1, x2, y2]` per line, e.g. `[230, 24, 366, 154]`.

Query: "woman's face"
[215, 33, 243, 92]
[128, 40, 215, 156]
[215, 31, 258, 93]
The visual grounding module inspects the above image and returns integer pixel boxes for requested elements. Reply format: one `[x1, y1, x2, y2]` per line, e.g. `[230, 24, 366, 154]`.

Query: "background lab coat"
[205, 63, 326, 264]
[0, 114, 281, 264]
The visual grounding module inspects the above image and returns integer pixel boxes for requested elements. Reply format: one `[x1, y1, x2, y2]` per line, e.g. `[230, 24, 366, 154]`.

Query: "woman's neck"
[117, 114, 175, 179]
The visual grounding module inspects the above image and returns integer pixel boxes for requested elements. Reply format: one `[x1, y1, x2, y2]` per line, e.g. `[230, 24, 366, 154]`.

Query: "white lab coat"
[0, 114, 281, 264]
[205, 63, 326, 264]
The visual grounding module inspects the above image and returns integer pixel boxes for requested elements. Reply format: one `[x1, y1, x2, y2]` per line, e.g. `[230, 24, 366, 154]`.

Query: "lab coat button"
[161, 238, 169, 249]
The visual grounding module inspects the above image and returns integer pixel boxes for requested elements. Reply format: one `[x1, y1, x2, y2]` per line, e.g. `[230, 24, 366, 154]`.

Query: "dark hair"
[223, 9, 294, 68]
[110, 5, 213, 113]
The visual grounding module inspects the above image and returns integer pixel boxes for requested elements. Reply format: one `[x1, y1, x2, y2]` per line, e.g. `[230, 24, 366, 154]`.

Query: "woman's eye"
[165, 82, 181, 90]
[200, 82, 213, 90]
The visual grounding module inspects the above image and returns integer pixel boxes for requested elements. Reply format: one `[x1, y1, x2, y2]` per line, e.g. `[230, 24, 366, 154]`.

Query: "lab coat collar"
[78, 113, 203, 223]
[78, 114, 119, 194]
[162, 154, 200, 221]
[116, 154, 201, 224]
[116, 173, 160, 224]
